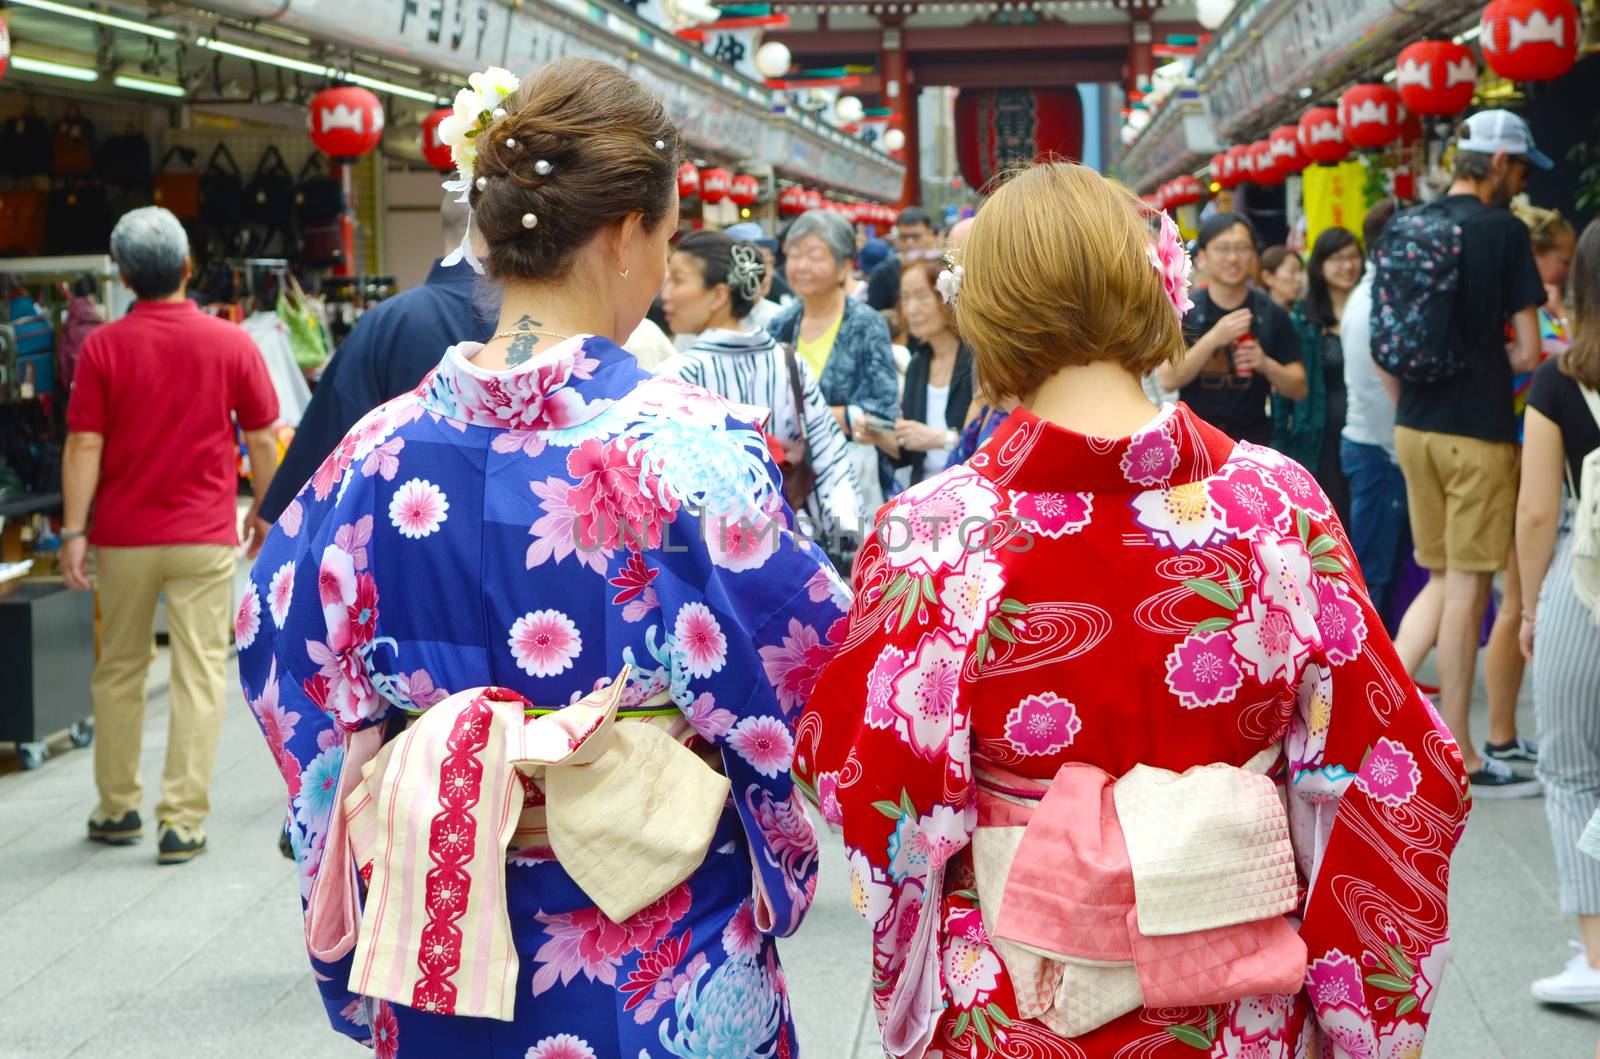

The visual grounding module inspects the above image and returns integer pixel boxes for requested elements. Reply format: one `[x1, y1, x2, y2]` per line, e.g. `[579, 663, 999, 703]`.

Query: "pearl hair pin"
[475, 176, 489, 191]
[655, 139, 666, 150]
[534, 159, 553, 176]
[505, 138, 517, 149]
[521, 212, 538, 229]
[492, 108, 507, 120]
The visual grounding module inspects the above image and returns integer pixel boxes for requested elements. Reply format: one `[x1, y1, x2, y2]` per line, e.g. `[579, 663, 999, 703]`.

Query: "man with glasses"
[1389, 110, 1549, 798]
[866, 206, 942, 312]
[1160, 212, 1307, 444]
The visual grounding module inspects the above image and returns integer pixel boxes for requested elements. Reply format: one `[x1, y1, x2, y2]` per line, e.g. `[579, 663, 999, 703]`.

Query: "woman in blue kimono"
[237, 58, 848, 1058]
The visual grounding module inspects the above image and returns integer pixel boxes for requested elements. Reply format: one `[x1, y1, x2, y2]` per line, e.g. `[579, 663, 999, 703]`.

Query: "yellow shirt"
[796, 313, 843, 379]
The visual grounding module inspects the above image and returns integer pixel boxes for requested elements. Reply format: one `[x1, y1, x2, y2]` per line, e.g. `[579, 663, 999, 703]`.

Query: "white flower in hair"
[468, 67, 521, 107]
[936, 264, 964, 305]
[438, 69, 523, 173]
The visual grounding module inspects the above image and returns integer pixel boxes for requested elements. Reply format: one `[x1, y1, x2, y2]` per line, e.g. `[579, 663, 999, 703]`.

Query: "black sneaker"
[87, 809, 142, 845]
[157, 821, 207, 864]
[1486, 737, 1540, 764]
[1469, 758, 1544, 799]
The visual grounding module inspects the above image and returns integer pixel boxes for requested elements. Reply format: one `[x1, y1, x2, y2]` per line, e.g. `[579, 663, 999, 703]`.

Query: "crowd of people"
[55, 52, 1600, 1057]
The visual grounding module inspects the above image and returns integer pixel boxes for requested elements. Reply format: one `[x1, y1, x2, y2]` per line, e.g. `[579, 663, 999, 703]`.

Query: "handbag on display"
[299, 220, 346, 269]
[6, 293, 54, 357]
[293, 153, 346, 225]
[199, 144, 244, 230]
[1, 107, 52, 177]
[245, 145, 296, 230]
[0, 190, 49, 257]
[44, 184, 113, 255]
[100, 130, 155, 191]
[153, 146, 202, 219]
[51, 104, 97, 175]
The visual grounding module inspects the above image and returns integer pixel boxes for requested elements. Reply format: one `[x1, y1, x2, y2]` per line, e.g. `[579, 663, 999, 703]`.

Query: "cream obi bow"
[329, 669, 729, 1022]
[972, 745, 1306, 1038]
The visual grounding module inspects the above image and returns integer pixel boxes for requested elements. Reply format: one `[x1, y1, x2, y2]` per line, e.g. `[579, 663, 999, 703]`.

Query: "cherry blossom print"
[1003, 691, 1082, 755]
[941, 910, 1002, 1008]
[508, 610, 582, 678]
[279, 498, 304, 538]
[1356, 737, 1423, 807]
[334, 516, 374, 570]
[1307, 950, 1368, 1014]
[707, 509, 782, 573]
[1130, 480, 1225, 551]
[1012, 490, 1093, 538]
[1315, 575, 1369, 665]
[846, 845, 894, 927]
[1230, 595, 1312, 685]
[1120, 426, 1180, 486]
[491, 428, 548, 459]
[880, 470, 1004, 578]
[864, 646, 909, 730]
[1268, 456, 1333, 519]
[723, 898, 762, 957]
[1413, 940, 1448, 1015]
[814, 771, 843, 827]
[1378, 1020, 1425, 1059]
[1290, 664, 1334, 775]
[395, 669, 449, 710]
[918, 803, 974, 869]
[370, 1000, 399, 1059]
[527, 477, 609, 576]
[1318, 1004, 1379, 1059]
[758, 617, 836, 714]
[728, 715, 796, 778]
[311, 435, 356, 501]
[361, 437, 404, 481]
[937, 559, 1006, 636]
[887, 629, 965, 759]
[681, 691, 736, 738]
[236, 588, 262, 650]
[1164, 630, 1245, 710]
[887, 812, 932, 882]
[388, 478, 450, 539]
[1252, 534, 1320, 645]
[674, 602, 729, 679]
[524, 1033, 596, 1059]
[874, 877, 926, 976]
[268, 561, 295, 628]
[1207, 465, 1291, 540]
[808, 564, 851, 610]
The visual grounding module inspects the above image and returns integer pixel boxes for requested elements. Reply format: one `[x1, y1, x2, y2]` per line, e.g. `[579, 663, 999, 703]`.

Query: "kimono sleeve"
[794, 522, 977, 1059]
[1287, 513, 1469, 1057]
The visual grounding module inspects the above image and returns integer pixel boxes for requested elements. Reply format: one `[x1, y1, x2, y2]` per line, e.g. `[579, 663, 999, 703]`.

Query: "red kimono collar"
[971, 403, 1237, 495]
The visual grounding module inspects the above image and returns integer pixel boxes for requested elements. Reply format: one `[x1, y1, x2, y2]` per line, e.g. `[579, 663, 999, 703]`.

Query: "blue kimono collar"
[417, 335, 644, 431]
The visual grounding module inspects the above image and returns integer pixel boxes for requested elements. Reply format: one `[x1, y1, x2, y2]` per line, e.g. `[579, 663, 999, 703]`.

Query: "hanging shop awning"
[1119, 90, 1220, 193]
[190, 0, 904, 200]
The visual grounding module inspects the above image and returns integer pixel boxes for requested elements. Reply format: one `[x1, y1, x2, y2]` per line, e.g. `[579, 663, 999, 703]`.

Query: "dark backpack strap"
[255, 145, 291, 179]
[780, 342, 809, 453]
[297, 152, 326, 182]
[206, 143, 240, 176]
[158, 145, 197, 171]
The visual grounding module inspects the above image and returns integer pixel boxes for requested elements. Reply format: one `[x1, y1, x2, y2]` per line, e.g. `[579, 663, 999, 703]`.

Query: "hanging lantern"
[1338, 82, 1404, 149]
[418, 109, 454, 172]
[804, 188, 824, 211]
[778, 186, 805, 215]
[1299, 106, 1350, 164]
[955, 88, 1083, 191]
[729, 173, 760, 208]
[836, 96, 865, 124]
[1142, 193, 1164, 210]
[1249, 140, 1283, 185]
[755, 40, 792, 80]
[1195, 0, 1235, 30]
[1268, 124, 1309, 175]
[1167, 174, 1204, 206]
[307, 86, 385, 161]
[1226, 143, 1254, 184]
[1480, 0, 1579, 82]
[677, 162, 701, 199]
[883, 127, 907, 153]
[700, 167, 730, 203]
[0, 18, 10, 83]
[1394, 39, 1478, 116]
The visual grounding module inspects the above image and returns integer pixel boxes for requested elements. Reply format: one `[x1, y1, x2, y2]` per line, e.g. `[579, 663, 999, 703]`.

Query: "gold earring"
[620, 268, 631, 278]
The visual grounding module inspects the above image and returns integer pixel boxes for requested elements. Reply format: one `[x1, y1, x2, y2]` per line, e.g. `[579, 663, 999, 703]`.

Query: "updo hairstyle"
[469, 58, 681, 283]
[675, 230, 768, 320]
[955, 162, 1185, 402]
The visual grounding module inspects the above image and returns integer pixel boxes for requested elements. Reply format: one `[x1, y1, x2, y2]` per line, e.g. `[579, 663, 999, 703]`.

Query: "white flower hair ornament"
[935, 252, 964, 305]
[437, 66, 522, 274]
[1146, 209, 1194, 319]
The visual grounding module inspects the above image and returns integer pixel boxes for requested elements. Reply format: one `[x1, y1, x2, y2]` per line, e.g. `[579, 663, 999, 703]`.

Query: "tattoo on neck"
[505, 314, 544, 367]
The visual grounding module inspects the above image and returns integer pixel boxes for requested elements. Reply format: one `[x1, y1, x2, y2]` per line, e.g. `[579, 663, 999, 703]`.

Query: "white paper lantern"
[836, 95, 865, 124]
[755, 41, 792, 79]
[883, 127, 907, 152]
[1127, 109, 1151, 131]
[1121, 125, 1138, 145]
[1195, 0, 1233, 30]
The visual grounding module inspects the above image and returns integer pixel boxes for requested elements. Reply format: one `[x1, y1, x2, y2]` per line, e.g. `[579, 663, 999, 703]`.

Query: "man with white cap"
[1390, 109, 1551, 799]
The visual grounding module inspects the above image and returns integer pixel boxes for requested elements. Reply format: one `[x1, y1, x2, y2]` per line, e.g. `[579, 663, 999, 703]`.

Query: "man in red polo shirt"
[61, 206, 281, 864]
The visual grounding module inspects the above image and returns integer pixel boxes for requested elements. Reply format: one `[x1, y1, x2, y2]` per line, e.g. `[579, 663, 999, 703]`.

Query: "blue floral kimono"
[237, 335, 849, 1058]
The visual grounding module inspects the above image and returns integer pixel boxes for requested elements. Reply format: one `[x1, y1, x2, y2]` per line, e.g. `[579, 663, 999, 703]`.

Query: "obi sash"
[304, 668, 731, 1022]
[971, 745, 1306, 1037]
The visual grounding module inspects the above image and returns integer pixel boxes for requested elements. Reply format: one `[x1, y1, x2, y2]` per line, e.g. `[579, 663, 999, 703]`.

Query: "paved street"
[0, 650, 1593, 1058]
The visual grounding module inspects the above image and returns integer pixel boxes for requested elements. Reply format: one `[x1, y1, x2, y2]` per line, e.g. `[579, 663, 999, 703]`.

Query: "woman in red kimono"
[795, 163, 1470, 1059]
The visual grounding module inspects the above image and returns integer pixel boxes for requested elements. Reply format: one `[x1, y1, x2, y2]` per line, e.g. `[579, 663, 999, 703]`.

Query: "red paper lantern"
[778, 186, 805, 215]
[418, 109, 454, 172]
[1226, 143, 1254, 184]
[700, 167, 730, 204]
[729, 173, 760, 207]
[804, 189, 823, 211]
[1268, 125, 1309, 175]
[1480, 0, 1579, 82]
[1299, 106, 1350, 165]
[1209, 152, 1231, 188]
[1394, 39, 1478, 116]
[0, 19, 10, 83]
[1338, 83, 1404, 149]
[677, 162, 701, 199]
[307, 86, 384, 161]
[1249, 140, 1283, 185]
[1142, 193, 1163, 210]
[955, 87, 1083, 191]
[1167, 174, 1203, 206]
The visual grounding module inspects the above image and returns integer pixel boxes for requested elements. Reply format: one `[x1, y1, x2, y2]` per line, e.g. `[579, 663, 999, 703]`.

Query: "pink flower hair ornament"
[1146, 209, 1195, 319]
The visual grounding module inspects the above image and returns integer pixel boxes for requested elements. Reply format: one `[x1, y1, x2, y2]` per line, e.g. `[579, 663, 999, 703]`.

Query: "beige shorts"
[1393, 426, 1518, 573]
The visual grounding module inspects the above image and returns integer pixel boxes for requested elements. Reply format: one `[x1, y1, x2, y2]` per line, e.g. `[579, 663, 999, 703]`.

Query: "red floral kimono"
[795, 403, 1470, 1059]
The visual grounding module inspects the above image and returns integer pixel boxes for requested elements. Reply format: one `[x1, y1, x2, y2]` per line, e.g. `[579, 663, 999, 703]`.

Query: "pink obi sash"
[304, 669, 731, 1022]
[971, 745, 1305, 1037]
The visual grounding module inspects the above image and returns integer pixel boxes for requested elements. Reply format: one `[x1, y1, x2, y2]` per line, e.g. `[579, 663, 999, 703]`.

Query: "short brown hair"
[1564, 218, 1600, 390]
[902, 257, 954, 333]
[954, 162, 1184, 402]
[469, 59, 680, 283]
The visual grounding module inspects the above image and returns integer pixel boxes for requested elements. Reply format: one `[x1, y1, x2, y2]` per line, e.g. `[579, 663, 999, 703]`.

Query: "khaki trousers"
[92, 544, 235, 830]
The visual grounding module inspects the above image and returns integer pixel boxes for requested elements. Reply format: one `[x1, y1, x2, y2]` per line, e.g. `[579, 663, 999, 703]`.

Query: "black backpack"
[1, 108, 52, 177]
[1371, 199, 1467, 385]
[293, 153, 346, 223]
[100, 131, 155, 190]
[199, 144, 244, 230]
[245, 146, 296, 230]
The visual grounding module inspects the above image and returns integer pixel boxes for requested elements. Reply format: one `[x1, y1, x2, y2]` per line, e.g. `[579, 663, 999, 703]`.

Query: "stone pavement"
[0, 653, 1593, 1058]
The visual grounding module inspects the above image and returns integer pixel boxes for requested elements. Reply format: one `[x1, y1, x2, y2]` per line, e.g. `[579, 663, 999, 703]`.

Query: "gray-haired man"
[62, 206, 281, 863]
